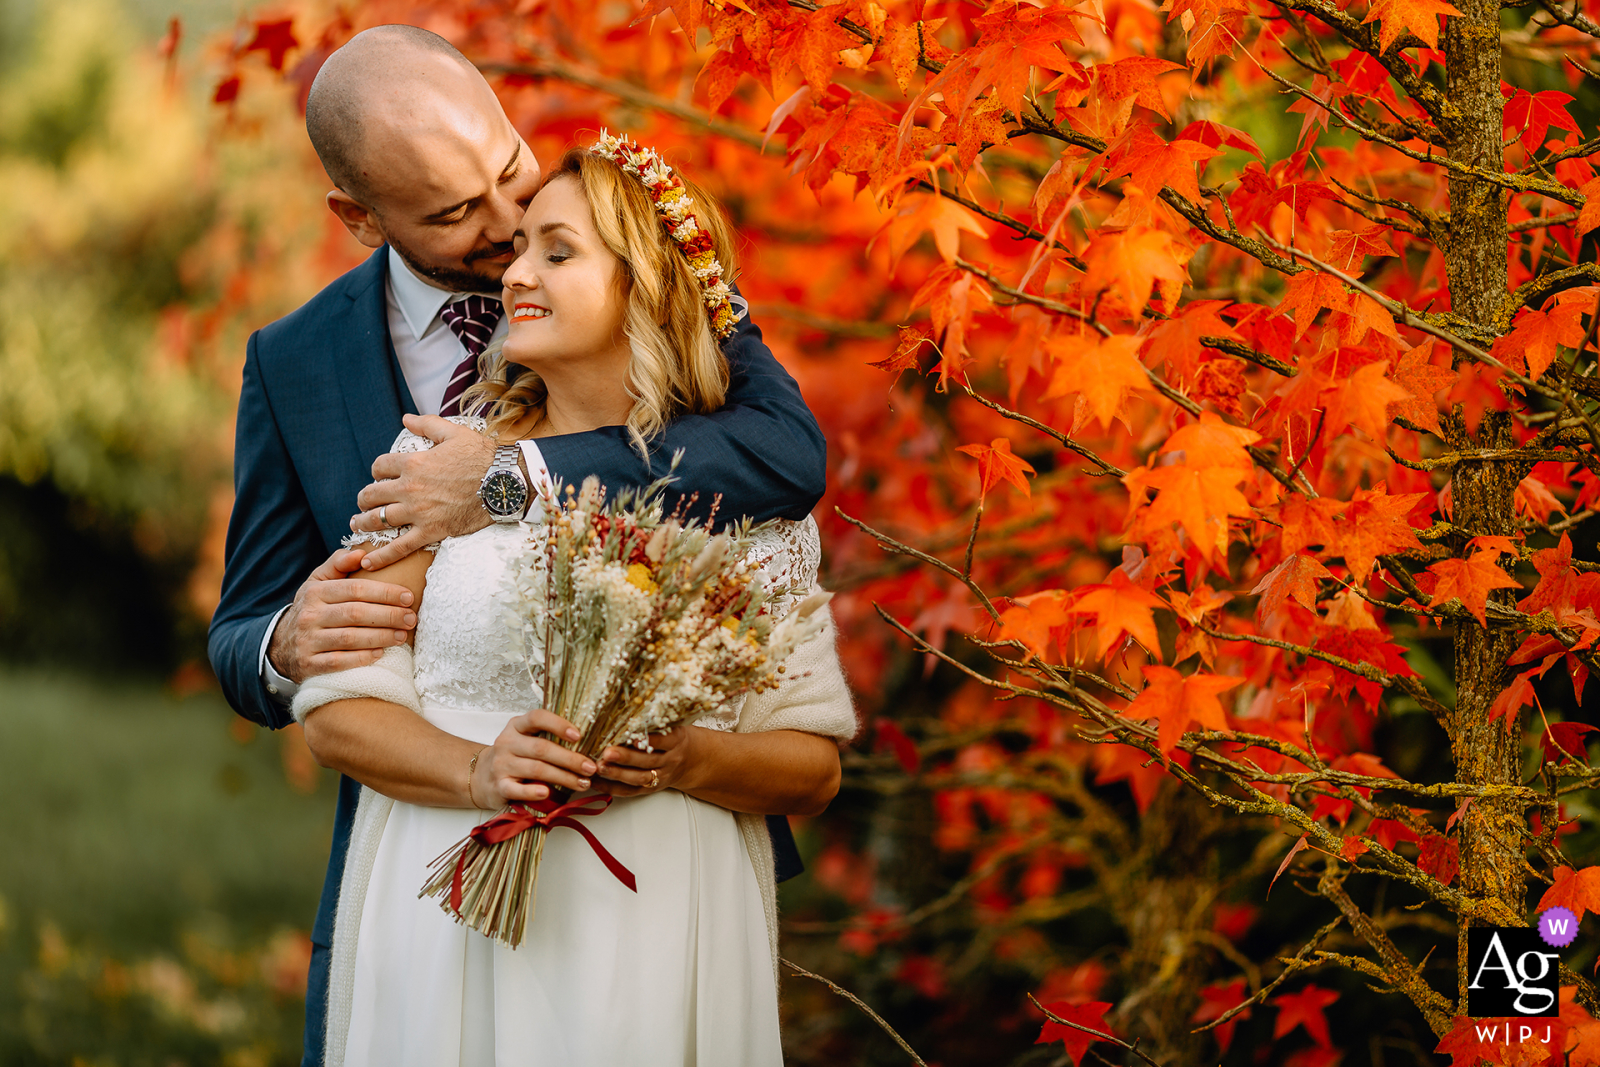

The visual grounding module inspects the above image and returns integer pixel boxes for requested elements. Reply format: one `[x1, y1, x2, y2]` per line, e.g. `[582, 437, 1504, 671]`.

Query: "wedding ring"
[648, 769, 660, 790]
[378, 505, 391, 528]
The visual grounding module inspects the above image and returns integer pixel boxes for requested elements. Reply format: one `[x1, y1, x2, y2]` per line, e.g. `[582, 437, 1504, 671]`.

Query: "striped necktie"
[438, 295, 505, 417]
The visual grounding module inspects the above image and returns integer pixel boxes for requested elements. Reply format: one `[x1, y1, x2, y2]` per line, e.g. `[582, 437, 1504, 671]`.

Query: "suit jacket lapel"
[337, 247, 415, 464]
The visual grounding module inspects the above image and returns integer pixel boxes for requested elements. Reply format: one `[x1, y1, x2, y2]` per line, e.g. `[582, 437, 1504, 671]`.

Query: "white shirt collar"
[386, 245, 459, 342]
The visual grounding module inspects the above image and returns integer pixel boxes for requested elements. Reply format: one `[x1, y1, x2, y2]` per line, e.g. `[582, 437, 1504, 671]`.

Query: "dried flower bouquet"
[421, 473, 831, 948]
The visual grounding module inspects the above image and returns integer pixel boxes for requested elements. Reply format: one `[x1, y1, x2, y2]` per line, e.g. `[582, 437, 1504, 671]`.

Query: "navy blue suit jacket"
[205, 248, 824, 1066]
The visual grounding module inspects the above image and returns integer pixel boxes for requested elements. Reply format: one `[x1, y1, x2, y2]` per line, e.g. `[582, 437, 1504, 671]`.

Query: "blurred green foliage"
[0, 669, 336, 1064]
[0, 0, 350, 671]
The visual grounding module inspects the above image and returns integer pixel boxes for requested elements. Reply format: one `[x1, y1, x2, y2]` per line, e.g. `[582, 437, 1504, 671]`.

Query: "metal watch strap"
[484, 444, 526, 523]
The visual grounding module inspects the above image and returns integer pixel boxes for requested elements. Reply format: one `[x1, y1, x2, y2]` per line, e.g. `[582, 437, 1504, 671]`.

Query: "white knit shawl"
[308, 611, 857, 1066]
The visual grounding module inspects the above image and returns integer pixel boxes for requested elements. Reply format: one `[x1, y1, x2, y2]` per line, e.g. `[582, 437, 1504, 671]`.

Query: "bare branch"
[781, 958, 931, 1066]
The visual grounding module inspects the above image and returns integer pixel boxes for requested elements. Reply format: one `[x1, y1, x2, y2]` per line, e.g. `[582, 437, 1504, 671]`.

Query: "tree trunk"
[1441, 0, 1523, 1015]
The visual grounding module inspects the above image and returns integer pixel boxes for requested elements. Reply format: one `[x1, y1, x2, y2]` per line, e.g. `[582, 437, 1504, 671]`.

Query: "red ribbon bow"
[449, 794, 637, 913]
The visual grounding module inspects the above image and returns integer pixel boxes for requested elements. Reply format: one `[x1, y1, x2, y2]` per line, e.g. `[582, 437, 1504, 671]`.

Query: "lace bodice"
[356, 419, 821, 732]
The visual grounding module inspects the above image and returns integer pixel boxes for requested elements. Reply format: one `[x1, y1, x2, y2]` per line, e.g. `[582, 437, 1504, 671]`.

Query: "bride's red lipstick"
[510, 302, 551, 321]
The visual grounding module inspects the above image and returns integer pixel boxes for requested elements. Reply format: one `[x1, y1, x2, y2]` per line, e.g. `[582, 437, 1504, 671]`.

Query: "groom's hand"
[267, 549, 417, 684]
[349, 415, 495, 569]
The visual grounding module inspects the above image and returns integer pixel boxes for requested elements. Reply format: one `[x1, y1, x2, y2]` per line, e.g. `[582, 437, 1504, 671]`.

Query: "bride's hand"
[471, 710, 598, 808]
[592, 725, 698, 797]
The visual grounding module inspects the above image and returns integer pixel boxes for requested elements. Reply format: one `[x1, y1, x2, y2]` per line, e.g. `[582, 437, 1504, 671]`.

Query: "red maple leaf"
[1176, 120, 1263, 159]
[1140, 299, 1241, 386]
[873, 719, 921, 773]
[1134, 464, 1252, 564]
[1417, 833, 1460, 885]
[1191, 979, 1252, 1052]
[1123, 665, 1241, 755]
[1565, 994, 1600, 1067]
[1092, 56, 1185, 118]
[957, 438, 1035, 500]
[1278, 494, 1346, 556]
[1105, 125, 1220, 202]
[1543, 722, 1598, 764]
[1429, 548, 1522, 626]
[244, 18, 299, 72]
[1504, 87, 1576, 155]
[1035, 1000, 1115, 1066]
[1278, 271, 1349, 340]
[1272, 983, 1339, 1046]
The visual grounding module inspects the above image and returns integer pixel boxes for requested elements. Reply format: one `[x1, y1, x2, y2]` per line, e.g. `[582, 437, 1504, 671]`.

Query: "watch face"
[482, 470, 529, 516]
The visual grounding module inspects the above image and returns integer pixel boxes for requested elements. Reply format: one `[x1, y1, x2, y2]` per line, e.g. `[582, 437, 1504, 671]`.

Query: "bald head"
[306, 25, 489, 206]
[308, 25, 539, 293]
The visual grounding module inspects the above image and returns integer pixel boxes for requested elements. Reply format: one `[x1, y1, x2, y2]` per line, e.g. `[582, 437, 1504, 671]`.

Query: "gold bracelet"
[466, 748, 487, 809]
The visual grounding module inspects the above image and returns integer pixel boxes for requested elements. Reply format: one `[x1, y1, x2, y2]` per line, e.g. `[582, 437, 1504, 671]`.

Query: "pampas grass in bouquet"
[421, 470, 831, 948]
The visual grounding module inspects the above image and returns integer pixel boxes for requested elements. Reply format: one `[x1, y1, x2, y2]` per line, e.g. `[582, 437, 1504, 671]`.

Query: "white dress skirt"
[322, 516, 801, 1067]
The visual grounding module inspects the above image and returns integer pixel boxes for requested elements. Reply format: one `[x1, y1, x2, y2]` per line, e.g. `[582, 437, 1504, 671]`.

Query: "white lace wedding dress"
[316, 422, 825, 1067]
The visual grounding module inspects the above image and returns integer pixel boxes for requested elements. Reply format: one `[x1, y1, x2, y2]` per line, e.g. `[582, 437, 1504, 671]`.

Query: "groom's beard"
[386, 231, 511, 296]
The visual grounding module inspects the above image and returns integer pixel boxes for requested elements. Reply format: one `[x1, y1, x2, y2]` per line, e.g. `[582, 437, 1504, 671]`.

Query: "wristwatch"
[478, 444, 529, 523]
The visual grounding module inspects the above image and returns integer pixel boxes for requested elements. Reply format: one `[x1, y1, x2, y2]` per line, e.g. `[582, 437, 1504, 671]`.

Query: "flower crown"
[586, 130, 745, 342]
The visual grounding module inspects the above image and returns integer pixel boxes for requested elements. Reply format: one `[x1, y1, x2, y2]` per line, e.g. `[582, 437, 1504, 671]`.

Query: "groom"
[206, 25, 826, 1067]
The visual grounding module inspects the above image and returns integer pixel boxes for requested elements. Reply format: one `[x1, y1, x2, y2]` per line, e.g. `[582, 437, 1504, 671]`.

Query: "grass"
[0, 668, 337, 1066]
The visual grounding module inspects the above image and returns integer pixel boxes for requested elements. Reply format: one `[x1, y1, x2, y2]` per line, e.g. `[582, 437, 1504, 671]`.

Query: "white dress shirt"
[258, 247, 553, 704]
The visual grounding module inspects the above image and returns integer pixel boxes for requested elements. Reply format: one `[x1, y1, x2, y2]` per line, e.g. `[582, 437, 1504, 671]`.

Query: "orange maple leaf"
[1538, 865, 1600, 921]
[1069, 569, 1166, 659]
[1389, 344, 1457, 435]
[1324, 227, 1395, 272]
[957, 437, 1035, 500]
[998, 589, 1074, 660]
[1328, 485, 1426, 583]
[1336, 292, 1400, 346]
[1277, 493, 1346, 556]
[1361, 0, 1462, 52]
[877, 192, 990, 270]
[1322, 359, 1411, 441]
[1105, 125, 1221, 203]
[1135, 465, 1252, 563]
[1089, 55, 1186, 119]
[1158, 410, 1262, 469]
[871, 324, 935, 375]
[1139, 299, 1241, 387]
[1123, 665, 1241, 755]
[1042, 333, 1149, 431]
[1080, 227, 1190, 314]
[1251, 553, 1333, 620]
[1278, 272, 1347, 340]
[1491, 303, 1587, 380]
[1563, 991, 1600, 1067]
[1429, 548, 1522, 626]
[1579, 177, 1600, 238]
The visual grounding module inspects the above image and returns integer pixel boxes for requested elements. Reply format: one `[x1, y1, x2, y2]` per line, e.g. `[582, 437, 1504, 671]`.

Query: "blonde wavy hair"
[460, 146, 737, 457]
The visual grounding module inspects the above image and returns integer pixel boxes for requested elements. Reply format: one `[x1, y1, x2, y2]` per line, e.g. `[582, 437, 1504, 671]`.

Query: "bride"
[290, 134, 855, 1066]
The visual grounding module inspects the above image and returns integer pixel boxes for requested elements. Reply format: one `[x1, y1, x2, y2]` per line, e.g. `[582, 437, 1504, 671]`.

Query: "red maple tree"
[206, 0, 1600, 1061]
